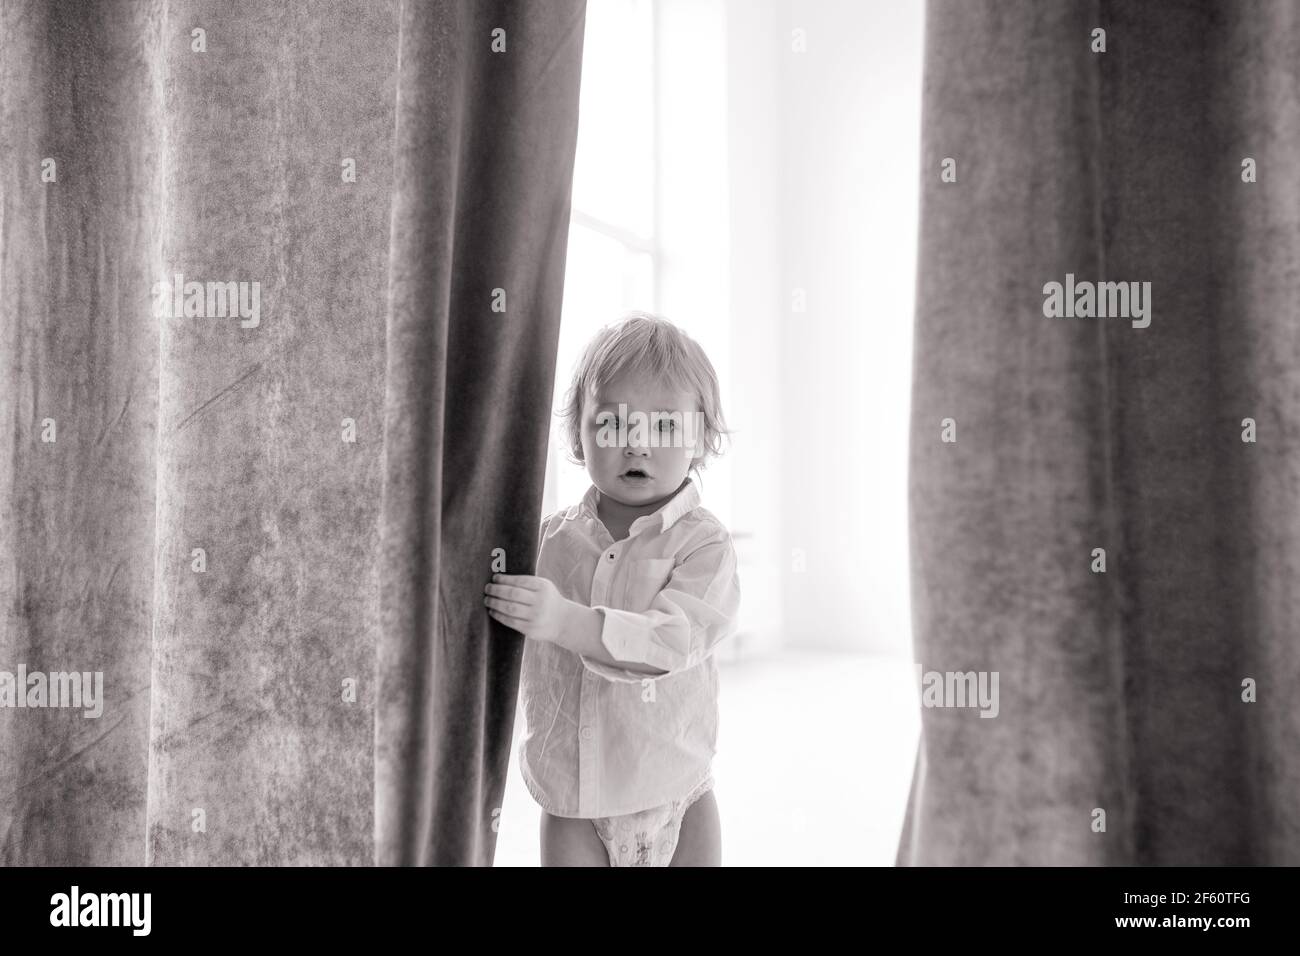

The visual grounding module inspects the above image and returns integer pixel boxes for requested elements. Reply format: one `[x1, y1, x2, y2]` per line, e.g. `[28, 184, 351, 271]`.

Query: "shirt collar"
[567, 479, 700, 536]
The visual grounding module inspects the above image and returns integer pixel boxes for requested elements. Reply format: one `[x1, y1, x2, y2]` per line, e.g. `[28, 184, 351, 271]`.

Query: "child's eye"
[657, 419, 675, 432]
[598, 415, 620, 429]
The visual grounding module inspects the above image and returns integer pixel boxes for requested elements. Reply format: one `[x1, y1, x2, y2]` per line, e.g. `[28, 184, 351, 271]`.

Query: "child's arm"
[484, 573, 668, 675]
[557, 602, 670, 676]
[484, 533, 740, 680]
[591, 537, 740, 678]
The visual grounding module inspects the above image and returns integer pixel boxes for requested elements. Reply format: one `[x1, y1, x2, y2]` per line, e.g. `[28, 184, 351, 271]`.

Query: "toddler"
[483, 311, 740, 867]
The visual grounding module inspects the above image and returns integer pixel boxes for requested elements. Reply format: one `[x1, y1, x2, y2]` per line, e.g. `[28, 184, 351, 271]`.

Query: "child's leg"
[669, 790, 721, 866]
[540, 810, 610, 866]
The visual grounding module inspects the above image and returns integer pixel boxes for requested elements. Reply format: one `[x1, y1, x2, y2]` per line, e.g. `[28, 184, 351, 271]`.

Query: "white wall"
[725, 0, 924, 655]
[718, 0, 785, 656]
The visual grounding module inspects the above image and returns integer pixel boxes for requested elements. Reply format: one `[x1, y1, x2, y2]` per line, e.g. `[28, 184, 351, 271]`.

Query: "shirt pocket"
[621, 557, 677, 611]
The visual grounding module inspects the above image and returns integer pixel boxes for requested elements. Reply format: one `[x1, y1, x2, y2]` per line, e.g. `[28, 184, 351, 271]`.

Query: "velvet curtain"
[900, 0, 1300, 865]
[0, 0, 583, 866]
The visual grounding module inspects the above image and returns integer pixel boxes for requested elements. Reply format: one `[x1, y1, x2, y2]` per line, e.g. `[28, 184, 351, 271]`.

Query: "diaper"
[590, 774, 715, 867]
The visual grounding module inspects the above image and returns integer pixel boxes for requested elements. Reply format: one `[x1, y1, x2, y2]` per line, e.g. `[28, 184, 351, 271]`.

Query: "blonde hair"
[559, 311, 729, 471]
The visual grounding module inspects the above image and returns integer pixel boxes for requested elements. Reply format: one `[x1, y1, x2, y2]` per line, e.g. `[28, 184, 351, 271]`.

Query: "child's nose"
[624, 441, 651, 456]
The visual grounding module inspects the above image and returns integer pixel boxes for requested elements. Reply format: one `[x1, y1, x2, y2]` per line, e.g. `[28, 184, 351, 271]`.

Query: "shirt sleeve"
[535, 512, 554, 566]
[580, 530, 741, 682]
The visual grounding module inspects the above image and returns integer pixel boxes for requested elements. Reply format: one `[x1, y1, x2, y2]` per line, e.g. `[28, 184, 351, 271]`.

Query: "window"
[544, 0, 733, 530]
[544, 0, 660, 516]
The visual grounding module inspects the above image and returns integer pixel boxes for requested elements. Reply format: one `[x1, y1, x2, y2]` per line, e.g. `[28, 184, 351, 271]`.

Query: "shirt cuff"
[598, 606, 681, 674]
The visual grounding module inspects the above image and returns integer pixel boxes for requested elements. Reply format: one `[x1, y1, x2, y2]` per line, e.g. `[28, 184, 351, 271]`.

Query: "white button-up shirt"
[518, 479, 741, 818]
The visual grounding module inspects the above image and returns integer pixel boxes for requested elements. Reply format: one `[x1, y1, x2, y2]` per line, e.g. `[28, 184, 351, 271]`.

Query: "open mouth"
[622, 468, 651, 479]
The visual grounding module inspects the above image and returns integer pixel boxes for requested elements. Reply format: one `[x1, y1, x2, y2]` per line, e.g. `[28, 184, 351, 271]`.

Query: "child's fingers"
[484, 595, 533, 619]
[491, 573, 541, 590]
[483, 583, 537, 604]
[487, 607, 528, 632]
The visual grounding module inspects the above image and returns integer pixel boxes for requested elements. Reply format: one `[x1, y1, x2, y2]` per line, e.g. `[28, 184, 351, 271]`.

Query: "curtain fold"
[375, 0, 584, 867]
[900, 0, 1300, 865]
[1, 0, 163, 868]
[1, 0, 583, 867]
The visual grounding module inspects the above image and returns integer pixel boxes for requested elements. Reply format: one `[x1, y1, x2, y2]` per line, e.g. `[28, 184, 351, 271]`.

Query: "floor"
[493, 649, 920, 866]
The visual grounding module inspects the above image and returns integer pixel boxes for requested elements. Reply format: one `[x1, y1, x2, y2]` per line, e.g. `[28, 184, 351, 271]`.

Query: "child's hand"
[483, 574, 572, 644]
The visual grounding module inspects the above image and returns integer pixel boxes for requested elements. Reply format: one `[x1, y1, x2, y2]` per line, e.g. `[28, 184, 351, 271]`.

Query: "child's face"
[580, 370, 699, 509]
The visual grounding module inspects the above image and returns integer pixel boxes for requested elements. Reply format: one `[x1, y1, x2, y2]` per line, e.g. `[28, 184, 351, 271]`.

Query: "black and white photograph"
[0, 0, 1293, 933]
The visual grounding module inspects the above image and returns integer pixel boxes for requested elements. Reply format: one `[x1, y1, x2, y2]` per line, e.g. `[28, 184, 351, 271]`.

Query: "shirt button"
[580, 726, 594, 740]
[607, 551, 616, 560]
